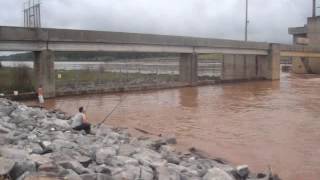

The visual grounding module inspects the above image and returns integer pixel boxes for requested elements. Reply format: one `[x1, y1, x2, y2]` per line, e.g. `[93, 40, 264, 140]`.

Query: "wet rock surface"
[0, 98, 281, 180]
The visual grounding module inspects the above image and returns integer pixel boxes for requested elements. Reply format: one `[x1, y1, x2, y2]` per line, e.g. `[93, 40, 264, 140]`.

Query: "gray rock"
[80, 173, 113, 180]
[203, 168, 235, 180]
[0, 157, 16, 175]
[167, 163, 200, 179]
[93, 164, 111, 174]
[157, 164, 181, 180]
[16, 171, 31, 180]
[38, 162, 60, 173]
[212, 162, 236, 176]
[58, 160, 93, 175]
[139, 166, 154, 180]
[164, 136, 177, 145]
[29, 154, 52, 165]
[76, 155, 92, 167]
[236, 165, 250, 178]
[0, 147, 29, 160]
[30, 143, 43, 154]
[40, 140, 53, 150]
[52, 139, 78, 150]
[97, 173, 113, 180]
[118, 144, 137, 156]
[95, 147, 117, 164]
[65, 169, 82, 180]
[0, 120, 16, 130]
[160, 145, 180, 164]
[10, 160, 37, 179]
[0, 124, 10, 134]
[0, 105, 16, 116]
[133, 148, 166, 167]
[112, 164, 141, 180]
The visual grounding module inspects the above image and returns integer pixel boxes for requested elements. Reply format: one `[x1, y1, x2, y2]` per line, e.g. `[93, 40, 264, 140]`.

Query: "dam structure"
[289, 16, 320, 74]
[1, 26, 320, 98]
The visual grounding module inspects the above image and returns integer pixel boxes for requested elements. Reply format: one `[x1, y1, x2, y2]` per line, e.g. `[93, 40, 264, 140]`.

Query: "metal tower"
[24, 0, 41, 28]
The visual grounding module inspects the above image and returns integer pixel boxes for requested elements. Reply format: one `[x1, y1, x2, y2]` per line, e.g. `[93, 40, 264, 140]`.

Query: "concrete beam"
[194, 47, 268, 55]
[48, 42, 193, 53]
[0, 41, 269, 55]
[0, 41, 46, 51]
[0, 26, 270, 50]
[281, 51, 320, 58]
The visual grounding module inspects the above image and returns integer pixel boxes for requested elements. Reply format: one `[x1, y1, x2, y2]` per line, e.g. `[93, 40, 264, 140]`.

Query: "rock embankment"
[0, 98, 280, 180]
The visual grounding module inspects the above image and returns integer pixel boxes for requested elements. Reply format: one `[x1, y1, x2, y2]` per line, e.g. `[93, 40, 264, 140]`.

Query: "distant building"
[288, 16, 320, 74]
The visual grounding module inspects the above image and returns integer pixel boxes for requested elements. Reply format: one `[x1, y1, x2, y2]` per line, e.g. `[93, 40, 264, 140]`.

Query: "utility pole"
[245, 0, 249, 41]
[313, 0, 316, 17]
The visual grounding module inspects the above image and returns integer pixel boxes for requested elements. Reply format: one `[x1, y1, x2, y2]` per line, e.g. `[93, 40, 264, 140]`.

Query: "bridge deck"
[0, 26, 320, 58]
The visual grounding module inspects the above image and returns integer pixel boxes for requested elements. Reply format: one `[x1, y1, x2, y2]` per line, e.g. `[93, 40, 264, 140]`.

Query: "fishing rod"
[96, 95, 126, 127]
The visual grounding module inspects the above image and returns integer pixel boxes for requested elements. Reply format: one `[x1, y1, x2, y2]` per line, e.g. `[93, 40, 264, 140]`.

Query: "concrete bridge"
[1, 26, 320, 98]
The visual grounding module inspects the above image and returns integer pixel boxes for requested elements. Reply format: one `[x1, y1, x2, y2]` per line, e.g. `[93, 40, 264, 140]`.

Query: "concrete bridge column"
[179, 53, 198, 85]
[33, 50, 56, 98]
[257, 44, 280, 80]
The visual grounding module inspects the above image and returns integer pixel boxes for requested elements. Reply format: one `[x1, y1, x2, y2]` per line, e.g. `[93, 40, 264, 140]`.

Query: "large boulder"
[118, 144, 138, 156]
[58, 160, 93, 175]
[80, 173, 113, 180]
[51, 139, 78, 150]
[0, 157, 15, 176]
[203, 168, 235, 180]
[95, 147, 117, 164]
[112, 164, 153, 180]
[236, 165, 250, 178]
[157, 164, 181, 180]
[10, 160, 37, 179]
[0, 124, 11, 134]
[0, 104, 16, 116]
[133, 148, 166, 167]
[0, 147, 29, 160]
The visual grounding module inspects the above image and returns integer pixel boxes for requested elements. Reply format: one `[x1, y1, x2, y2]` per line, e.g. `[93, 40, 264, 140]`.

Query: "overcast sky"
[0, 0, 314, 44]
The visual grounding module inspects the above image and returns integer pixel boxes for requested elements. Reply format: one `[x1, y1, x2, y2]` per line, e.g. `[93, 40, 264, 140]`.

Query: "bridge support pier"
[179, 53, 198, 85]
[266, 44, 280, 80]
[33, 50, 56, 98]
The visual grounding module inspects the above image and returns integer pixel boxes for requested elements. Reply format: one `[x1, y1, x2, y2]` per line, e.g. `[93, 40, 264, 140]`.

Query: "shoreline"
[0, 98, 280, 180]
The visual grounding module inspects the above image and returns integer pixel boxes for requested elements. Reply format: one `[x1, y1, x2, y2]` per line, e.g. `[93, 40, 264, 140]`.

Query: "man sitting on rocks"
[71, 106, 91, 134]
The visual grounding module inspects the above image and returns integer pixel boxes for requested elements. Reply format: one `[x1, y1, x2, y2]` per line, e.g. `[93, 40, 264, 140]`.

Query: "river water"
[24, 72, 320, 180]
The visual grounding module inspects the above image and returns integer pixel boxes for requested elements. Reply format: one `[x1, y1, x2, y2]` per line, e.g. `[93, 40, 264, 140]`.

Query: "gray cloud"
[0, 0, 314, 44]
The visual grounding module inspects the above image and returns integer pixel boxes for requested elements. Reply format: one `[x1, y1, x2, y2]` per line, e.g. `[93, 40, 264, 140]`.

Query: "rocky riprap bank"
[0, 98, 280, 180]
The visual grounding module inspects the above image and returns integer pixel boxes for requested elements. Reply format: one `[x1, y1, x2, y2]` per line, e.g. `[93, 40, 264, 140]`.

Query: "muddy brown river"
[24, 72, 320, 180]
